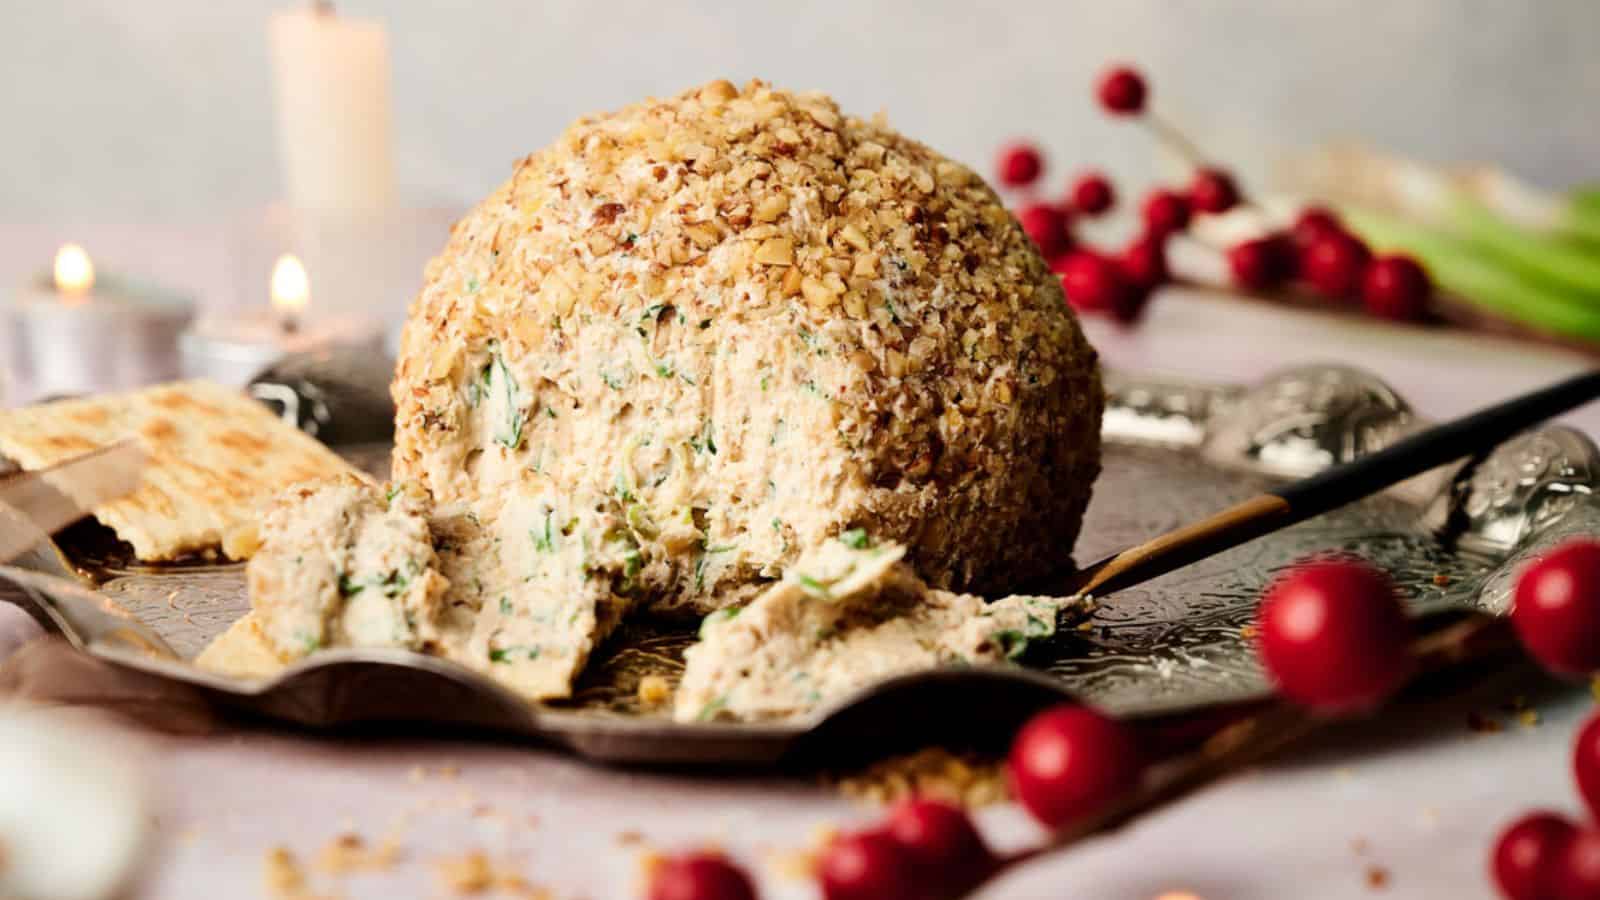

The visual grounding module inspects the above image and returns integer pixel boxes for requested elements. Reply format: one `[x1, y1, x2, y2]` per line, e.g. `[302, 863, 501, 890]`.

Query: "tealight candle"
[6, 244, 195, 399]
[178, 253, 382, 386]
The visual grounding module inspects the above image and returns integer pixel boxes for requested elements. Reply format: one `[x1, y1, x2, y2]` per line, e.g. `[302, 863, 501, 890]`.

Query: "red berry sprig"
[1254, 558, 1414, 713]
[815, 798, 996, 900]
[1486, 541, 1600, 900]
[647, 851, 760, 900]
[1017, 202, 1073, 259]
[1007, 704, 1145, 829]
[1096, 66, 1147, 115]
[994, 65, 1437, 327]
[886, 799, 998, 894]
[1188, 167, 1240, 215]
[996, 142, 1043, 189]
[1069, 171, 1116, 216]
[1140, 188, 1192, 238]
[1493, 813, 1578, 900]
[1510, 539, 1600, 677]
[818, 830, 919, 900]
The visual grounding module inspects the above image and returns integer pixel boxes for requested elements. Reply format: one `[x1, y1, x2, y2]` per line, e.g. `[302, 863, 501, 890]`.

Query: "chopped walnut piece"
[829, 747, 1009, 807]
[435, 851, 494, 894]
[637, 675, 673, 708]
[315, 833, 402, 875]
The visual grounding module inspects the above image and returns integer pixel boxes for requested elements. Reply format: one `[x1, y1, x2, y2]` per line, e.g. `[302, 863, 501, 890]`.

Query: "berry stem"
[1141, 113, 1208, 170]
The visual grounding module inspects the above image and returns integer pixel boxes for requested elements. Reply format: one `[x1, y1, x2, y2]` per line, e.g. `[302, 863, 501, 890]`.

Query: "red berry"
[1069, 172, 1116, 216]
[1362, 255, 1431, 321]
[1291, 207, 1344, 250]
[1189, 168, 1240, 214]
[1141, 189, 1191, 237]
[886, 798, 994, 896]
[818, 830, 917, 900]
[649, 852, 759, 900]
[1512, 540, 1600, 677]
[1577, 713, 1600, 819]
[1227, 236, 1293, 291]
[1017, 203, 1072, 258]
[1255, 559, 1414, 713]
[1120, 235, 1168, 289]
[1058, 251, 1129, 314]
[1493, 812, 1577, 900]
[1556, 828, 1600, 900]
[1007, 705, 1143, 829]
[1096, 66, 1147, 115]
[1300, 232, 1372, 300]
[996, 143, 1043, 188]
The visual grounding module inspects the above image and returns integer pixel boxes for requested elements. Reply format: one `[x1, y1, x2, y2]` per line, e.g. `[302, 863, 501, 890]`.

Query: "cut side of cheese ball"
[674, 536, 1087, 723]
[391, 79, 1103, 616]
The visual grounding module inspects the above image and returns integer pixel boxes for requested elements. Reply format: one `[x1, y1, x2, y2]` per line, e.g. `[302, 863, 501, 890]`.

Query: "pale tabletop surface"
[3, 223, 1599, 899]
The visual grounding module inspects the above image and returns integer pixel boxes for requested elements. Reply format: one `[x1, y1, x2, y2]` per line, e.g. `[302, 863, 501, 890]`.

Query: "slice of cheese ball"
[431, 486, 640, 699]
[241, 477, 637, 700]
[247, 476, 452, 659]
[675, 536, 1086, 722]
[392, 79, 1103, 615]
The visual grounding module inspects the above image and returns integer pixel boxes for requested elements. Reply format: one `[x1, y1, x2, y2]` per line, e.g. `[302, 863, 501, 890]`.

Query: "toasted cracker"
[0, 380, 354, 561]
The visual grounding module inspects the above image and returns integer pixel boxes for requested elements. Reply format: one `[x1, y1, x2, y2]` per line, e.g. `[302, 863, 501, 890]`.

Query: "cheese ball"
[391, 79, 1103, 615]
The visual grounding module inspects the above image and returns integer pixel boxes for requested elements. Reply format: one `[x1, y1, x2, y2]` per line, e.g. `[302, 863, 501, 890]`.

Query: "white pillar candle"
[268, 3, 396, 214]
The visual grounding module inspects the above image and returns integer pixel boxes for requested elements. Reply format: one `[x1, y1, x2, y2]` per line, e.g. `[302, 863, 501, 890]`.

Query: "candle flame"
[54, 244, 95, 300]
[270, 254, 310, 320]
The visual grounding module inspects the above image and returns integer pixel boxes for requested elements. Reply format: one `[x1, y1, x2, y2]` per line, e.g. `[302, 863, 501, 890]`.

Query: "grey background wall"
[4, 0, 1598, 221]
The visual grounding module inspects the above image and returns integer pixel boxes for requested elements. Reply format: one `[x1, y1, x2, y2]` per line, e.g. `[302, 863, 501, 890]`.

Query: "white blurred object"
[0, 705, 149, 900]
[268, 2, 395, 214]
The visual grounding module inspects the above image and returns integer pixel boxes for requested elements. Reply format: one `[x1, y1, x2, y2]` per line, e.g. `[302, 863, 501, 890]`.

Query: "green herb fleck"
[499, 597, 513, 615]
[797, 574, 833, 600]
[488, 346, 524, 449]
[698, 606, 742, 638]
[489, 645, 541, 663]
[337, 573, 364, 597]
[533, 510, 556, 552]
[696, 695, 729, 721]
[994, 630, 1030, 660]
[839, 528, 870, 549]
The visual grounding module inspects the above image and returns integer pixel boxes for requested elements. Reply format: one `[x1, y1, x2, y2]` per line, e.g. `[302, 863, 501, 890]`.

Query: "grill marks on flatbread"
[0, 381, 354, 560]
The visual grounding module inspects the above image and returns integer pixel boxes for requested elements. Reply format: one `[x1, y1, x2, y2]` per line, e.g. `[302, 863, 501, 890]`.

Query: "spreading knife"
[0, 440, 149, 564]
[1064, 369, 1600, 598]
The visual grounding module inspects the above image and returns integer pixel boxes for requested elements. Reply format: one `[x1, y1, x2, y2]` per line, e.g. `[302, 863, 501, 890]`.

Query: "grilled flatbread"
[0, 380, 354, 560]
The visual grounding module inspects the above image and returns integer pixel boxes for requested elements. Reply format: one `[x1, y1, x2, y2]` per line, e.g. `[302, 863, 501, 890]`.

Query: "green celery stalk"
[1344, 208, 1600, 342]
[1451, 199, 1600, 294]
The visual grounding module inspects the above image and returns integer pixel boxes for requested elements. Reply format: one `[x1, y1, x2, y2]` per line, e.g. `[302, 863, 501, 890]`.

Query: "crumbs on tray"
[826, 747, 1009, 807]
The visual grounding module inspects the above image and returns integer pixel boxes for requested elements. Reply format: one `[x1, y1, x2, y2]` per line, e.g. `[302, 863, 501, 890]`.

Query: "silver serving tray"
[7, 363, 1598, 765]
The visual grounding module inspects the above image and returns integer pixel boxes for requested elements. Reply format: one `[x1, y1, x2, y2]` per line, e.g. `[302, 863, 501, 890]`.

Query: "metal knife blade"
[0, 440, 149, 563]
